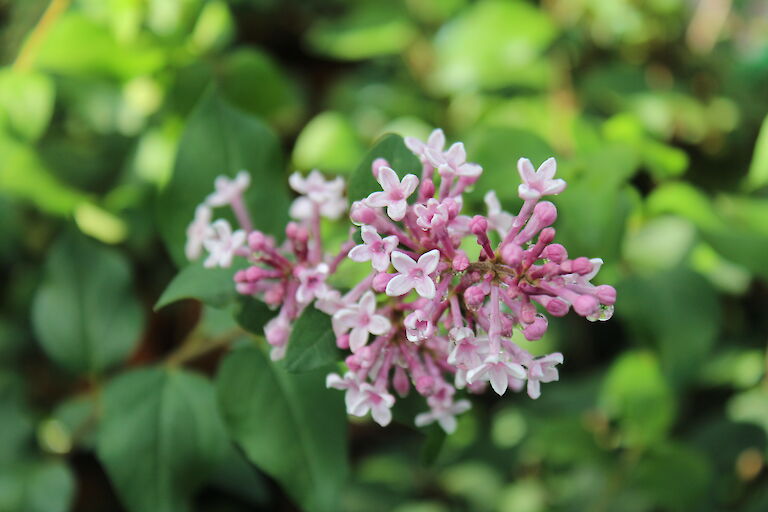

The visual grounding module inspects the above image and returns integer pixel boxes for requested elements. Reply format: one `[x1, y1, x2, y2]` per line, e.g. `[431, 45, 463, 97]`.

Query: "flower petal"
[391, 251, 417, 273]
[414, 276, 436, 299]
[387, 200, 407, 221]
[418, 249, 441, 274]
[385, 274, 413, 297]
[377, 167, 400, 191]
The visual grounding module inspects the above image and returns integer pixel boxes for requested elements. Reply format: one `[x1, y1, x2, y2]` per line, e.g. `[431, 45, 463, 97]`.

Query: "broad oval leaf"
[157, 88, 289, 266]
[97, 367, 229, 512]
[31, 232, 143, 374]
[216, 342, 348, 512]
[154, 260, 246, 310]
[283, 306, 338, 372]
[347, 133, 421, 202]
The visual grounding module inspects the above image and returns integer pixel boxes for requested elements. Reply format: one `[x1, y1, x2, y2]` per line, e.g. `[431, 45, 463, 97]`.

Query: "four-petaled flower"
[447, 327, 484, 369]
[206, 171, 251, 207]
[525, 353, 563, 399]
[404, 309, 435, 342]
[517, 157, 566, 200]
[467, 355, 527, 395]
[349, 226, 399, 272]
[203, 220, 245, 268]
[415, 398, 471, 434]
[332, 291, 392, 352]
[185, 204, 212, 260]
[365, 167, 418, 221]
[386, 250, 440, 299]
[326, 372, 363, 413]
[289, 170, 347, 220]
[405, 129, 445, 165]
[295, 263, 331, 304]
[348, 383, 396, 426]
[426, 142, 482, 178]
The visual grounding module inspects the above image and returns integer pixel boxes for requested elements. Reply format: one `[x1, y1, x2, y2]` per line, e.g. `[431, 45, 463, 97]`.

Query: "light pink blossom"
[185, 204, 212, 260]
[348, 226, 399, 271]
[484, 191, 514, 236]
[365, 167, 418, 221]
[348, 383, 396, 426]
[386, 250, 440, 299]
[203, 220, 246, 268]
[295, 264, 331, 304]
[206, 171, 251, 207]
[517, 157, 566, 200]
[525, 353, 563, 399]
[426, 142, 482, 178]
[405, 129, 445, 164]
[404, 309, 435, 342]
[467, 355, 527, 395]
[332, 291, 391, 352]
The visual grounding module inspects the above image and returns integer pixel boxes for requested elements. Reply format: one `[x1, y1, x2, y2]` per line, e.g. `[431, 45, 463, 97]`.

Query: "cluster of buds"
[185, 129, 616, 433]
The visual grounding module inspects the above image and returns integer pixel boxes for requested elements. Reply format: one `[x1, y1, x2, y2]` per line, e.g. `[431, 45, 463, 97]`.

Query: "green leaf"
[32, 231, 143, 374]
[97, 367, 229, 512]
[216, 342, 348, 512]
[157, 88, 289, 266]
[0, 68, 55, 141]
[292, 111, 364, 173]
[233, 296, 274, 335]
[599, 351, 675, 447]
[348, 133, 421, 202]
[0, 460, 75, 512]
[283, 306, 338, 372]
[746, 113, 768, 191]
[155, 260, 246, 310]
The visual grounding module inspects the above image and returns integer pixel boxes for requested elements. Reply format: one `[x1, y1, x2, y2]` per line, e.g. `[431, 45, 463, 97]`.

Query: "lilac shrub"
[185, 129, 616, 433]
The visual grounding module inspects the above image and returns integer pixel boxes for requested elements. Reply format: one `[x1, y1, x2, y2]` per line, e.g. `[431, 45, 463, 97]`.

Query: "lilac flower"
[525, 353, 563, 399]
[365, 167, 419, 221]
[203, 220, 246, 268]
[386, 250, 440, 299]
[426, 142, 482, 178]
[405, 129, 445, 164]
[348, 226, 399, 271]
[289, 170, 347, 220]
[404, 309, 435, 342]
[517, 157, 566, 200]
[327, 372, 364, 413]
[415, 398, 471, 433]
[348, 383, 396, 426]
[484, 191, 514, 235]
[447, 327, 484, 369]
[206, 171, 251, 207]
[332, 291, 391, 352]
[185, 204, 212, 260]
[265, 315, 291, 361]
[295, 263, 331, 304]
[467, 355, 527, 395]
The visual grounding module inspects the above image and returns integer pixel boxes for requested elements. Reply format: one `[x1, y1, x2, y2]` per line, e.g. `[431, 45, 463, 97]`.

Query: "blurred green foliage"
[1, 0, 767, 511]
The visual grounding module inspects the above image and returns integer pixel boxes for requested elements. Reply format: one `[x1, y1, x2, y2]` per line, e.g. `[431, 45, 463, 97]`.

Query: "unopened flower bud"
[523, 315, 548, 341]
[393, 365, 410, 397]
[345, 354, 361, 372]
[545, 298, 569, 317]
[542, 243, 567, 263]
[415, 375, 435, 395]
[372, 272, 394, 292]
[452, 250, 469, 271]
[248, 231, 269, 251]
[520, 302, 537, 324]
[420, 179, 435, 199]
[533, 201, 557, 227]
[501, 244, 523, 267]
[336, 333, 350, 350]
[263, 284, 284, 306]
[350, 201, 378, 225]
[572, 257, 593, 275]
[470, 215, 488, 236]
[538, 227, 555, 245]
[573, 295, 599, 316]
[596, 285, 616, 305]
[464, 285, 486, 308]
[372, 158, 389, 178]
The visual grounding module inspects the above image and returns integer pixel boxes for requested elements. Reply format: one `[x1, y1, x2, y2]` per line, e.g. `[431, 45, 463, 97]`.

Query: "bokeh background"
[2, 0, 768, 511]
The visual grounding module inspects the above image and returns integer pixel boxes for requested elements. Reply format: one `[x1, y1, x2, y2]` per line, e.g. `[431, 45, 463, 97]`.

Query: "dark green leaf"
[31, 231, 143, 374]
[157, 88, 289, 266]
[283, 306, 338, 372]
[216, 342, 348, 512]
[348, 133, 421, 202]
[234, 296, 274, 335]
[154, 260, 246, 310]
[97, 367, 229, 512]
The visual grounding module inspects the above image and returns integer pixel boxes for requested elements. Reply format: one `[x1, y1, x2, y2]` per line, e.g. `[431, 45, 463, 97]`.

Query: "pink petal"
[427, 128, 445, 150]
[438, 415, 458, 434]
[288, 172, 306, 194]
[382, 235, 399, 252]
[517, 184, 541, 201]
[387, 200, 407, 221]
[371, 404, 392, 426]
[466, 365, 488, 384]
[377, 167, 400, 191]
[458, 163, 482, 177]
[348, 245, 372, 262]
[425, 147, 446, 167]
[504, 362, 528, 380]
[414, 277, 436, 299]
[370, 252, 391, 272]
[368, 315, 390, 335]
[445, 142, 466, 167]
[365, 191, 389, 208]
[542, 179, 566, 196]
[359, 291, 376, 314]
[400, 174, 419, 197]
[538, 157, 557, 179]
[348, 327, 369, 353]
[360, 225, 381, 245]
[386, 274, 414, 297]
[390, 251, 417, 273]
[418, 249, 441, 274]
[527, 379, 541, 399]
[489, 367, 509, 395]
[517, 158, 537, 183]
[404, 137, 425, 154]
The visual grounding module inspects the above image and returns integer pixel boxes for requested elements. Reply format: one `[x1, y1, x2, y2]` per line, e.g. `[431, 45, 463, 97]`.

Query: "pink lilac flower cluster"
[185, 129, 616, 433]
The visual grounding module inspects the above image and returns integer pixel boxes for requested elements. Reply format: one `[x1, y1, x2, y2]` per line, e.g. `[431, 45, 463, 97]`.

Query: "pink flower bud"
[542, 243, 567, 263]
[533, 201, 557, 227]
[520, 302, 537, 324]
[345, 354, 361, 372]
[336, 333, 350, 350]
[445, 198, 461, 218]
[596, 285, 616, 305]
[419, 179, 435, 199]
[286, 222, 309, 243]
[573, 295, 599, 316]
[452, 250, 470, 271]
[372, 158, 390, 178]
[263, 284, 284, 306]
[470, 215, 489, 236]
[372, 272, 394, 292]
[357, 346, 376, 368]
[415, 375, 435, 395]
[523, 315, 548, 341]
[545, 298, 569, 317]
[464, 285, 486, 308]
[572, 257, 593, 275]
[538, 227, 555, 245]
[393, 365, 410, 397]
[248, 231, 269, 251]
[350, 201, 378, 225]
[501, 244, 523, 267]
